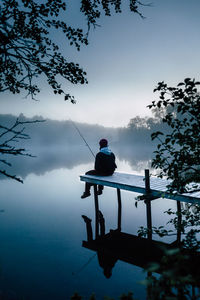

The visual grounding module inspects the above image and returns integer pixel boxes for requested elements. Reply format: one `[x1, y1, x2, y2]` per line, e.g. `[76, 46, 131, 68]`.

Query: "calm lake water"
[0, 151, 177, 300]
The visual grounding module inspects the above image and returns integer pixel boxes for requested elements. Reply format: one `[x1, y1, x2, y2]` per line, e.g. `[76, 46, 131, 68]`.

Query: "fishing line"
[67, 119, 96, 275]
[72, 253, 97, 276]
[68, 118, 96, 275]
[69, 118, 95, 158]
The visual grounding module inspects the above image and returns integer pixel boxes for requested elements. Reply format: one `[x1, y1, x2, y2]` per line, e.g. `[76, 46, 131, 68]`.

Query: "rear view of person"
[81, 139, 117, 199]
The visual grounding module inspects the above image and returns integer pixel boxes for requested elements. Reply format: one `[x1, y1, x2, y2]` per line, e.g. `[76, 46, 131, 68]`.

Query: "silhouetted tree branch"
[0, 0, 147, 101]
[0, 117, 44, 182]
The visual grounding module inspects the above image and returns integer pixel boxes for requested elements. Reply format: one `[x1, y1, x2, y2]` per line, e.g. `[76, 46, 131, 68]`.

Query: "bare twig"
[0, 118, 45, 183]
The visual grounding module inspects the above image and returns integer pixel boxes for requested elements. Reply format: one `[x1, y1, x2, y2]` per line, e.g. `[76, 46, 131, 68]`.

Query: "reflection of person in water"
[97, 250, 117, 278]
[82, 213, 117, 278]
[81, 139, 117, 199]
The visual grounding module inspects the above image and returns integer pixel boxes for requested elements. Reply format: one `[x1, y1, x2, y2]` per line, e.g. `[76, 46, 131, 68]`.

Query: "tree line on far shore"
[0, 113, 165, 150]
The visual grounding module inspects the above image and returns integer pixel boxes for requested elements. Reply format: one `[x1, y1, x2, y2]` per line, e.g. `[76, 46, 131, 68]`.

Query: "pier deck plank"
[80, 171, 200, 204]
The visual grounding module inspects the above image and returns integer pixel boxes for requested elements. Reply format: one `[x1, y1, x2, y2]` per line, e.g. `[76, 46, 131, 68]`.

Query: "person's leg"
[97, 185, 104, 195]
[81, 182, 92, 198]
[81, 170, 97, 198]
[97, 172, 113, 195]
[85, 170, 98, 192]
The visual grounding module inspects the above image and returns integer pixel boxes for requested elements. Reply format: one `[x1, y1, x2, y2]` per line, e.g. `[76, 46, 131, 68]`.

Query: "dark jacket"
[95, 151, 117, 175]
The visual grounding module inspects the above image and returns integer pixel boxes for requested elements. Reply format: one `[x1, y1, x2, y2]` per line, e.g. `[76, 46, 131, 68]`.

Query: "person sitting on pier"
[81, 139, 117, 199]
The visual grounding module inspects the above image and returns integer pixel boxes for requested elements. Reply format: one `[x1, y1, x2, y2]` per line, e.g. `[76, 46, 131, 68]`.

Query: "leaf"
[184, 77, 191, 83]
[165, 138, 170, 143]
[147, 263, 160, 272]
[165, 248, 180, 256]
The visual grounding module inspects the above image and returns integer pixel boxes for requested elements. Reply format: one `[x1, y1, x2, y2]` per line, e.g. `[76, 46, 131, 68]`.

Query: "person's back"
[95, 149, 116, 176]
[81, 138, 117, 198]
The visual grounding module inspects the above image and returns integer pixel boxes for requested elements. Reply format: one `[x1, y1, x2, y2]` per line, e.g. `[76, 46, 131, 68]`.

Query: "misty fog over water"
[0, 114, 158, 181]
[1, 143, 153, 181]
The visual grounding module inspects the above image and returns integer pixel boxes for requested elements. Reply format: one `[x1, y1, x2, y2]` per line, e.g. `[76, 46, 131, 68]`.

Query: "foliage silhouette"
[0, 0, 145, 101]
[148, 78, 200, 193]
[139, 203, 200, 300]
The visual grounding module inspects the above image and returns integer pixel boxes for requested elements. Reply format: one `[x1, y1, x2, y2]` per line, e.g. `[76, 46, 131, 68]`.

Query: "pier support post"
[145, 169, 152, 240]
[94, 184, 99, 239]
[98, 211, 105, 237]
[176, 201, 182, 244]
[117, 188, 122, 231]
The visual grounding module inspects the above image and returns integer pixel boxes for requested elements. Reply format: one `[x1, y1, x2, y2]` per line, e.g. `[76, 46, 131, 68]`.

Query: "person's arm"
[95, 153, 100, 170]
[111, 153, 117, 169]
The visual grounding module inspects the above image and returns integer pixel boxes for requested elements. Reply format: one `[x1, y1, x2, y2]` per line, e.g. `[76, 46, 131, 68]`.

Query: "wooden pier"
[80, 170, 200, 282]
[80, 170, 200, 204]
[80, 170, 200, 239]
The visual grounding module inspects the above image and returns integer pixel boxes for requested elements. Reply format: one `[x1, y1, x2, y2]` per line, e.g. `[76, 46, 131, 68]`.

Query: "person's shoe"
[97, 189, 103, 195]
[81, 191, 91, 199]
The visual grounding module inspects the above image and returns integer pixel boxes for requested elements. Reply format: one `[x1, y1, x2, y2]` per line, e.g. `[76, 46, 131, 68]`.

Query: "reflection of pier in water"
[80, 170, 200, 281]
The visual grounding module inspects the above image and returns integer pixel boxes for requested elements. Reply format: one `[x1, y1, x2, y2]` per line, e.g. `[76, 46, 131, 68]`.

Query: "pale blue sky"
[1, 0, 200, 127]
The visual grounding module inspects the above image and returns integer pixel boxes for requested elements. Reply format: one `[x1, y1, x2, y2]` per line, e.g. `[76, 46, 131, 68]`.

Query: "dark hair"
[99, 139, 108, 148]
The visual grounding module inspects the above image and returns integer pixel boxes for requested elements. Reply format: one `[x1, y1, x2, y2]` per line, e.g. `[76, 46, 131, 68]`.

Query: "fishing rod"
[69, 119, 95, 158]
[72, 253, 97, 276]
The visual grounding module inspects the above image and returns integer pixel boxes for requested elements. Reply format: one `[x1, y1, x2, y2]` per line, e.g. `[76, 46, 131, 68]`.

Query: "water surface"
[0, 153, 177, 299]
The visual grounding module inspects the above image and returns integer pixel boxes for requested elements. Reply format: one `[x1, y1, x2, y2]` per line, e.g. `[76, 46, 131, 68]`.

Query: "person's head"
[99, 138, 108, 149]
[103, 267, 112, 278]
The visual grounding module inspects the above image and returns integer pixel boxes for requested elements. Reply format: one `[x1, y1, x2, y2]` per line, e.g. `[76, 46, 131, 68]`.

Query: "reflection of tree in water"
[138, 202, 200, 299]
[0, 146, 92, 180]
[114, 144, 153, 171]
[0, 144, 154, 181]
